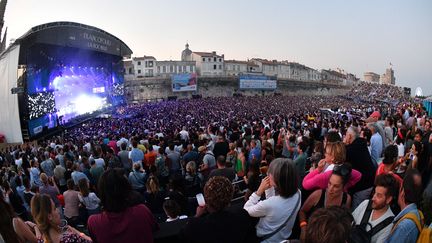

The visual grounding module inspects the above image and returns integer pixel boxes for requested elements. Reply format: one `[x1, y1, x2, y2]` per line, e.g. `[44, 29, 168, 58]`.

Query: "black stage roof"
[14, 21, 133, 58]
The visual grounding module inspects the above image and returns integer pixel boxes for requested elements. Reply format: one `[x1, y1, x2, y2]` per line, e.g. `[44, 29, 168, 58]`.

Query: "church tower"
[0, 0, 7, 53]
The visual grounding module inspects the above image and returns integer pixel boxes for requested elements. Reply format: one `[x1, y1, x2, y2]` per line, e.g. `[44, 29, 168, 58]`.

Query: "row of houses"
[123, 43, 359, 84]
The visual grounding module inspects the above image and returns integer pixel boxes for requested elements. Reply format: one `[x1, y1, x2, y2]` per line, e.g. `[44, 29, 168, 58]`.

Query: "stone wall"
[124, 76, 351, 102]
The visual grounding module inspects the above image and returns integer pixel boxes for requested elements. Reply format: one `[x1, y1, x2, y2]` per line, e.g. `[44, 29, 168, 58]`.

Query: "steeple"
[181, 42, 192, 61]
[0, 0, 7, 53]
[0, 0, 7, 32]
[0, 27, 6, 52]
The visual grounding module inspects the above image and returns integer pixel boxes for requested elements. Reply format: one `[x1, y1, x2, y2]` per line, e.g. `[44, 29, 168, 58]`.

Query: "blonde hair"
[31, 194, 59, 243]
[325, 142, 346, 164]
[40, 173, 49, 185]
[78, 178, 90, 197]
[186, 161, 196, 175]
[146, 176, 160, 194]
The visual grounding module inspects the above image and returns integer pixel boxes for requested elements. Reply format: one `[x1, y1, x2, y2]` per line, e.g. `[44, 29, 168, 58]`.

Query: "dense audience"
[1, 83, 432, 242]
[347, 81, 411, 104]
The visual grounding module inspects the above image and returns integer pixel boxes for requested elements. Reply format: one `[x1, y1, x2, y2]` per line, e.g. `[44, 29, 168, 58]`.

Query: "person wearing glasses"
[302, 141, 362, 192]
[299, 164, 352, 242]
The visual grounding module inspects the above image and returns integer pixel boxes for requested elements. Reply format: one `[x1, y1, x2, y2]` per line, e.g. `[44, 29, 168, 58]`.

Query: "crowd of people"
[1, 82, 432, 243]
[347, 81, 411, 104]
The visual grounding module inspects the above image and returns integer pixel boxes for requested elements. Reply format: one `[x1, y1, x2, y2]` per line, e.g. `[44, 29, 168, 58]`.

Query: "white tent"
[0, 44, 23, 143]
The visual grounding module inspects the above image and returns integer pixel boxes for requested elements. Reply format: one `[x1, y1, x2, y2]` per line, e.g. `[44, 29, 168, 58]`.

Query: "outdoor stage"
[0, 22, 132, 143]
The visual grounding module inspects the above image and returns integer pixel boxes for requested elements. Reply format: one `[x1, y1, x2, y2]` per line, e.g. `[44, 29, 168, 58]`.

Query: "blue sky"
[5, 0, 432, 95]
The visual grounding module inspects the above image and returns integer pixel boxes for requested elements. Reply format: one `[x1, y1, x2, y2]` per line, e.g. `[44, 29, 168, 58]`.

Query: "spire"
[1, 27, 7, 52]
[0, 0, 7, 31]
[0, 0, 7, 52]
[185, 42, 189, 49]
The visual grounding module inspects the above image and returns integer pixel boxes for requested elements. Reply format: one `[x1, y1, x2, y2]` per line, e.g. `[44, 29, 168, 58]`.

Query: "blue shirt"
[248, 147, 261, 164]
[128, 171, 146, 190]
[385, 204, 421, 243]
[129, 148, 144, 163]
[30, 167, 43, 187]
[71, 171, 89, 185]
[370, 133, 383, 167]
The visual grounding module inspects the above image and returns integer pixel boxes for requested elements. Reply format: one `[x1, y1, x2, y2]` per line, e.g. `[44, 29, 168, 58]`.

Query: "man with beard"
[352, 174, 399, 243]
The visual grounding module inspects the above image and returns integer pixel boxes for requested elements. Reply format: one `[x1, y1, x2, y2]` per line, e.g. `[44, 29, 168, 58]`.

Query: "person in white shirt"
[352, 174, 399, 243]
[244, 158, 301, 243]
[77, 178, 100, 216]
[179, 126, 189, 142]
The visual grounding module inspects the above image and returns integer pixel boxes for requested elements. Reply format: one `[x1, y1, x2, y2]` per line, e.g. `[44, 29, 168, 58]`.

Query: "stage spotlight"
[74, 94, 103, 115]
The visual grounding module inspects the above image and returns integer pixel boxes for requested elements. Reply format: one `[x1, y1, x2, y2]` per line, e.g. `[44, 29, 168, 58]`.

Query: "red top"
[144, 151, 157, 167]
[108, 140, 119, 154]
[376, 163, 403, 187]
[88, 204, 159, 243]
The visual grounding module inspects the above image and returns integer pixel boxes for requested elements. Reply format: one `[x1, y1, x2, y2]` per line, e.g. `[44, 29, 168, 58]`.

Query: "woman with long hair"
[87, 169, 158, 243]
[236, 147, 247, 177]
[299, 164, 353, 241]
[31, 193, 91, 243]
[243, 160, 262, 201]
[302, 141, 362, 191]
[0, 193, 39, 243]
[225, 143, 237, 168]
[77, 178, 100, 218]
[143, 175, 166, 220]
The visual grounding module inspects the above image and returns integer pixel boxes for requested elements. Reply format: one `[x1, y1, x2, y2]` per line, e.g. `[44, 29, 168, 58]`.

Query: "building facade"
[132, 56, 157, 77]
[191, 51, 225, 76]
[156, 60, 196, 77]
[123, 59, 135, 80]
[224, 60, 259, 76]
[321, 69, 347, 85]
[364, 72, 380, 83]
[380, 67, 395, 85]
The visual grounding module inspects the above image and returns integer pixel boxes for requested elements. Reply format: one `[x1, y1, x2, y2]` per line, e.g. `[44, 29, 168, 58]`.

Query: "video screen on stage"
[239, 75, 277, 90]
[25, 47, 125, 137]
[172, 73, 197, 92]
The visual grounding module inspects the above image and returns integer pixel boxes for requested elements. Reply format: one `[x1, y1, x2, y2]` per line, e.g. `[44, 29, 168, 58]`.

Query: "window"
[219, 65, 222, 70]
[202, 58, 205, 62]
[208, 58, 211, 62]
[214, 57, 216, 62]
[137, 61, 141, 65]
[162, 66, 166, 73]
[219, 58, 222, 62]
[214, 65, 217, 70]
[157, 66, 160, 73]
[149, 61, 153, 67]
[170, 66, 173, 72]
[137, 69, 141, 74]
[129, 68, 133, 74]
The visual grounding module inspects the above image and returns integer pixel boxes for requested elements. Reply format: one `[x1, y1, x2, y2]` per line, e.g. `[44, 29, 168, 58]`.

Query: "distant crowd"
[1, 82, 431, 243]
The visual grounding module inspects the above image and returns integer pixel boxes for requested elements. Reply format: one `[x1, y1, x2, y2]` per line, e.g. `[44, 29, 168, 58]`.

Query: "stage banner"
[239, 75, 277, 90]
[172, 73, 197, 92]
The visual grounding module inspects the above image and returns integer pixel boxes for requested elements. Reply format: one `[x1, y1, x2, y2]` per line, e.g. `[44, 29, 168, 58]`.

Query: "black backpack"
[350, 200, 394, 243]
